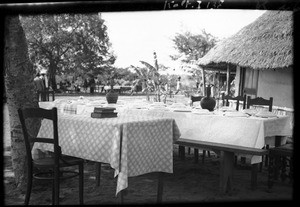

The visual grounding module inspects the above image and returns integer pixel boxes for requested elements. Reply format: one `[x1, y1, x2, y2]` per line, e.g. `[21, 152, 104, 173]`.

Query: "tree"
[20, 13, 116, 90]
[4, 15, 40, 189]
[170, 30, 218, 95]
[170, 29, 217, 63]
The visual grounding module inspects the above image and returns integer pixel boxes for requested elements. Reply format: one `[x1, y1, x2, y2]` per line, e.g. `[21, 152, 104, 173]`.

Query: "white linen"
[33, 114, 181, 196]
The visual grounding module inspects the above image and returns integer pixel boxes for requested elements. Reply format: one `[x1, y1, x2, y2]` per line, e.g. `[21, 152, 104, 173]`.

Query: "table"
[121, 109, 292, 163]
[34, 113, 181, 197]
[120, 108, 292, 192]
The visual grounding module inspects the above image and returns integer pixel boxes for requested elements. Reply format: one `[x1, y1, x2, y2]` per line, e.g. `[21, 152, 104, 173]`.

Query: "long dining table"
[33, 109, 181, 200]
[120, 107, 293, 192]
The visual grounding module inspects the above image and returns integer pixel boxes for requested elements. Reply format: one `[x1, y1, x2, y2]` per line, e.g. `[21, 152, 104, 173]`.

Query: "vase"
[200, 85, 216, 111]
[106, 90, 118, 104]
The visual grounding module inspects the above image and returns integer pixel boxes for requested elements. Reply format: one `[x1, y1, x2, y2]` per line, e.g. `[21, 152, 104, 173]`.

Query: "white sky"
[101, 9, 266, 70]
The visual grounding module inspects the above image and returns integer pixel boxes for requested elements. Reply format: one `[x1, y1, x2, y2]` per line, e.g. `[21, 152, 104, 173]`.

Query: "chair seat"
[33, 155, 83, 167]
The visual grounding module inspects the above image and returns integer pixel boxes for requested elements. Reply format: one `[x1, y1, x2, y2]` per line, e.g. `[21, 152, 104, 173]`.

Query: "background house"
[198, 11, 293, 109]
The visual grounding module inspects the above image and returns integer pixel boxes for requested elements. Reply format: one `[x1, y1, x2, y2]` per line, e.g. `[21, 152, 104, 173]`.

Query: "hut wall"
[257, 68, 293, 109]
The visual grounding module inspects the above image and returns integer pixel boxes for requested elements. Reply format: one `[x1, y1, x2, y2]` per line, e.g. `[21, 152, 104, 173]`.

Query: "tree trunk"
[201, 67, 206, 96]
[4, 15, 40, 189]
[49, 60, 57, 90]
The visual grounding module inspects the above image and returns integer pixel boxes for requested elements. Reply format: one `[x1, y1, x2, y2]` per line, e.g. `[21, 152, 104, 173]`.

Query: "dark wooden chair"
[222, 94, 246, 111]
[18, 107, 84, 205]
[268, 143, 293, 189]
[247, 96, 273, 170]
[37, 90, 55, 102]
[246, 96, 273, 112]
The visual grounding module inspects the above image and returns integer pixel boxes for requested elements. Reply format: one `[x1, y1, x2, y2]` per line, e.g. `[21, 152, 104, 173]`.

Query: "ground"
[3, 94, 294, 205]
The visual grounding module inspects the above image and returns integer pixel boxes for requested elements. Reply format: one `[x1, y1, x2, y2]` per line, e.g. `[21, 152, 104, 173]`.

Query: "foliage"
[20, 13, 116, 89]
[170, 29, 218, 63]
[171, 29, 218, 94]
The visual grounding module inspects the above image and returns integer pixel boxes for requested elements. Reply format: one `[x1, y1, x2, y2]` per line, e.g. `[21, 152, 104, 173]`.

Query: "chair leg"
[54, 168, 60, 205]
[79, 162, 84, 205]
[264, 145, 269, 167]
[52, 179, 55, 205]
[268, 155, 274, 189]
[24, 170, 33, 205]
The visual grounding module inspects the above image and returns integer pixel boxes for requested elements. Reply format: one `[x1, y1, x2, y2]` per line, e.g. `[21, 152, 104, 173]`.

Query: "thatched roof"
[198, 11, 293, 70]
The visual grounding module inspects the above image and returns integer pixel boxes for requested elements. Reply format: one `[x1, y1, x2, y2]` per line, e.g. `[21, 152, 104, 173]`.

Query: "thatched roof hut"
[198, 11, 293, 70]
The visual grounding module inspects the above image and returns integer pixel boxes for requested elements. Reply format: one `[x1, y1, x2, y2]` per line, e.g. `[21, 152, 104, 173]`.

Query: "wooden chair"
[37, 90, 55, 102]
[247, 96, 273, 170]
[246, 96, 273, 112]
[222, 94, 246, 111]
[268, 143, 293, 189]
[18, 107, 84, 205]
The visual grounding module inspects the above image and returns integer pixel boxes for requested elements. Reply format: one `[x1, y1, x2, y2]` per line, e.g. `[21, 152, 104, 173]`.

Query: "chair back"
[246, 96, 273, 112]
[222, 94, 246, 111]
[190, 95, 203, 107]
[37, 91, 55, 102]
[18, 107, 60, 162]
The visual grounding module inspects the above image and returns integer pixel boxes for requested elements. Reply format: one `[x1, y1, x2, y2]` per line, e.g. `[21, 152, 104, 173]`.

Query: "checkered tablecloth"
[120, 108, 292, 163]
[34, 114, 181, 195]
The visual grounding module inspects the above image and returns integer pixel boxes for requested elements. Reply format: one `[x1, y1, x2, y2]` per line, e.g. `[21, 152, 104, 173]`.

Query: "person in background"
[83, 78, 88, 93]
[89, 76, 95, 94]
[34, 72, 45, 101]
[175, 76, 182, 94]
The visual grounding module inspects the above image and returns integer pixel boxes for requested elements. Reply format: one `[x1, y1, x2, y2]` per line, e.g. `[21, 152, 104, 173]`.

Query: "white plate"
[254, 111, 277, 118]
[219, 107, 237, 112]
[171, 108, 192, 112]
[224, 112, 249, 117]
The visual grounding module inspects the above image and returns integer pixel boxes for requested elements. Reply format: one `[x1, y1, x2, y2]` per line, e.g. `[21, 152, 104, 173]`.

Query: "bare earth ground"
[3, 94, 294, 205]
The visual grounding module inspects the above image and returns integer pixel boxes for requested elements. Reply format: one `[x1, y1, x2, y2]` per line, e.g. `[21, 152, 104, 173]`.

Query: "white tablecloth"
[120, 108, 292, 163]
[34, 114, 181, 196]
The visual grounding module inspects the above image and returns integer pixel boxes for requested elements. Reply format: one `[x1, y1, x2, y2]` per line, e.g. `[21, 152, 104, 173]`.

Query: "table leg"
[96, 162, 101, 187]
[274, 136, 282, 180]
[157, 172, 164, 203]
[251, 163, 258, 190]
[219, 151, 234, 193]
[179, 145, 185, 160]
[194, 149, 199, 163]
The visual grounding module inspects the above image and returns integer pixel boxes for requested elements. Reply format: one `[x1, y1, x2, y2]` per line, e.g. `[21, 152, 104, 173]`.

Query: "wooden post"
[226, 64, 230, 95]
[201, 67, 206, 96]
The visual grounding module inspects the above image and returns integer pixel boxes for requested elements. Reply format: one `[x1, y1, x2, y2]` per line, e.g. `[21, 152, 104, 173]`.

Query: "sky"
[101, 9, 266, 72]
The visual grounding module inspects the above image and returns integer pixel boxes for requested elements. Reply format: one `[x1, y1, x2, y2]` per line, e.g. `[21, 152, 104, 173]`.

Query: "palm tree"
[4, 15, 40, 189]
